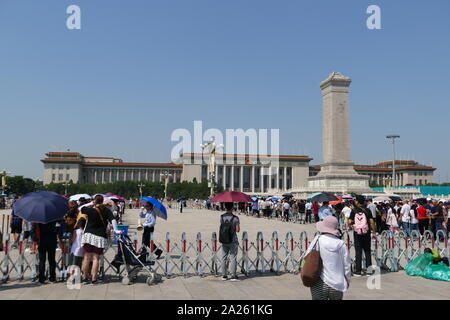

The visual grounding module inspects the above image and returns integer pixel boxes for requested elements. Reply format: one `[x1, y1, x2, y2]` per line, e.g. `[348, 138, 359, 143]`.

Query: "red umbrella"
[330, 196, 343, 206]
[211, 191, 252, 203]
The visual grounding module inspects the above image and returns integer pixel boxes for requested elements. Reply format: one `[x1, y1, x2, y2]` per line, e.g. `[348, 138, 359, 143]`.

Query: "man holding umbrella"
[139, 198, 164, 259]
[33, 219, 64, 283]
[13, 191, 69, 284]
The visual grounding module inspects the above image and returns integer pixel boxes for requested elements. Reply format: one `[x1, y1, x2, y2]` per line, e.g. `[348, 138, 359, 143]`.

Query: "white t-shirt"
[410, 209, 418, 224]
[401, 204, 411, 223]
[71, 229, 85, 257]
[342, 206, 352, 218]
[386, 209, 398, 227]
[283, 203, 290, 210]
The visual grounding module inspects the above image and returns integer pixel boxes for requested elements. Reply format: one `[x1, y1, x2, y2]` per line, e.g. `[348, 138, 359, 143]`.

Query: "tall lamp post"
[63, 181, 72, 196]
[138, 183, 145, 199]
[386, 135, 400, 188]
[160, 171, 172, 199]
[201, 139, 224, 197]
[1, 171, 13, 195]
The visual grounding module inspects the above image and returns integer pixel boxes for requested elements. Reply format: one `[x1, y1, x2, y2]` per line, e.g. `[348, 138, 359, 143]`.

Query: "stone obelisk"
[307, 72, 370, 193]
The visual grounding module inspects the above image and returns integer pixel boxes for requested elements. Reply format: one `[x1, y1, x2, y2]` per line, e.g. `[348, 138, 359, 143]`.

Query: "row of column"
[371, 173, 404, 186]
[89, 169, 181, 184]
[212, 165, 292, 193]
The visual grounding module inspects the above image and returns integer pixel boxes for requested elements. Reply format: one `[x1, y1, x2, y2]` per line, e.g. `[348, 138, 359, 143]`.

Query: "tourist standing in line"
[81, 195, 121, 285]
[386, 204, 399, 233]
[292, 201, 299, 223]
[410, 203, 419, 235]
[318, 201, 332, 221]
[308, 216, 351, 300]
[348, 197, 376, 276]
[10, 208, 22, 249]
[305, 201, 312, 223]
[34, 220, 63, 284]
[342, 203, 352, 231]
[417, 202, 429, 235]
[400, 200, 411, 237]
[431, 201, 445, 240]
[219, 202, 240, 281]
[282, 200, 291, 222]
[312, 201, 320, 222]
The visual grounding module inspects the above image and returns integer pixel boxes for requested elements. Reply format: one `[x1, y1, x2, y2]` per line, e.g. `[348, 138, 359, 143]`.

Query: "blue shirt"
[318, 206, 333, 221]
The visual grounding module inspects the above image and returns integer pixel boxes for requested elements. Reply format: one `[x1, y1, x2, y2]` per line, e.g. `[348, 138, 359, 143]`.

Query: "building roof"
[46, 152, 81, 157]
[180, 153, 313, 162]
[309, 163, 436, 172]
[83, 162, 182, 168]
[374, 160, 417, 167]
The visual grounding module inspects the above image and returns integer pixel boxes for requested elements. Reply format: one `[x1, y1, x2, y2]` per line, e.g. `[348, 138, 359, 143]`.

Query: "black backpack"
[219, 215, 236, 244]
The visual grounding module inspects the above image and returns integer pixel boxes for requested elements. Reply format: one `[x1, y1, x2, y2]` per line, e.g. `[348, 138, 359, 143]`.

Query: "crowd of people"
[210, 197, 450, 240]
[2, 195, 124, 284]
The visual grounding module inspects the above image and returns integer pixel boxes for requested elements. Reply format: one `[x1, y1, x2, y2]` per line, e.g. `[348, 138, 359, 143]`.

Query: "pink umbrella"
[211, 191, 252, 203]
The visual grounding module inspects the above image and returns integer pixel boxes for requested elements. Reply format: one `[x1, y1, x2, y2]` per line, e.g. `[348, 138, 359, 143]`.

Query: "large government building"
[42, 152, 436, 193]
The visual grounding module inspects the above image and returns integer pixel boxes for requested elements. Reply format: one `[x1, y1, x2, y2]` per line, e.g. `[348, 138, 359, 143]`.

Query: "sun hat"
[316, 216, 341, 237]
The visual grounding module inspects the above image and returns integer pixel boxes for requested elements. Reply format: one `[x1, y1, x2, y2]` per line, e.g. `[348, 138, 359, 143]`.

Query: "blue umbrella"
[141, 196, 168, 220]
[13, 191, 69, 224]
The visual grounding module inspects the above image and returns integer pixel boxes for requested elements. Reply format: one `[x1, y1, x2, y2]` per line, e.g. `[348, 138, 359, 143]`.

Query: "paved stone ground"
[0, 208, 449, 300]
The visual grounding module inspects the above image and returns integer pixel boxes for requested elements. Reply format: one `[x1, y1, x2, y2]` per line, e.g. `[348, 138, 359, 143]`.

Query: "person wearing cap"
[307, 216, 352, 300]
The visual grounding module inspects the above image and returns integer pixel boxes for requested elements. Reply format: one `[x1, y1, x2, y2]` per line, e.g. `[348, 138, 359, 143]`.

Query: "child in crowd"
[70, 218, 86, 271]
[386, 205, 399, 234]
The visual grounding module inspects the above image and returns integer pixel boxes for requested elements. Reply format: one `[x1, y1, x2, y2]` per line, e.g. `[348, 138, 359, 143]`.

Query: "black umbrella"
[282, 193, 294, 198]
[13, 191, 69, 224]
[389, 196, 403, 202]
[308, 192, 338, 203]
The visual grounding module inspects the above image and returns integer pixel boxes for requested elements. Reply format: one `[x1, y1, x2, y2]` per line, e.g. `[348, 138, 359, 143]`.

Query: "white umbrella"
[373, 196, 391, 202]
[69, 194, 92, 201]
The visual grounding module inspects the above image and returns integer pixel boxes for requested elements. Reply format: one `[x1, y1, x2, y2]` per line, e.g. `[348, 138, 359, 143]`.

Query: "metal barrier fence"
[0, 227, 448, 284]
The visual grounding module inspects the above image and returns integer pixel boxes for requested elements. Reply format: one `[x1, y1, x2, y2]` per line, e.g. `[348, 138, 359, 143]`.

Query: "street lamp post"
[201, 139, 224, 197]
[138, 183, 145, 199]
[160, 171, 172, 199]
[0, 170, 12, 194]
[63, 181, 71, 196]
[386, 135, 400, 188]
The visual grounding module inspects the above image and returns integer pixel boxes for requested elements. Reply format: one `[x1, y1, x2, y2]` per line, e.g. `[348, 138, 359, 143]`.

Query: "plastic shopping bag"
[405, 252, 433, 277]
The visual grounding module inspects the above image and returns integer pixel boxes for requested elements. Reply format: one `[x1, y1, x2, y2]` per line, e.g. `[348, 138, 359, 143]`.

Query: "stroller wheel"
[121, 277, 131, 285]
[146, 273, 155, 286]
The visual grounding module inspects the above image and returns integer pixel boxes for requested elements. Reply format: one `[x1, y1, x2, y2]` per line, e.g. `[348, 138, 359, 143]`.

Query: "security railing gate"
[0, 230, 448, 283]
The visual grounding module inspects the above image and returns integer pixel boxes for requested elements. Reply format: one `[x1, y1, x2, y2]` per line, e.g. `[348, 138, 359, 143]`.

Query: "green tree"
[5, 176, 37, 195]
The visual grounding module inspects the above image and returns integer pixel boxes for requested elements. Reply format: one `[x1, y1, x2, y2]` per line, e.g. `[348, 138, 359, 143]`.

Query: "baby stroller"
[112, 233, 161, 286]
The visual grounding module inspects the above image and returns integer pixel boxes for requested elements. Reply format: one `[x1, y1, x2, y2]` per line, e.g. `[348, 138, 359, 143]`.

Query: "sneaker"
[353, 272, 362, 277]
[365, 270, 375, 276]
[49, 278, 57, 283]
[230, 276, 240, 282]
[221, 276, 228, 281]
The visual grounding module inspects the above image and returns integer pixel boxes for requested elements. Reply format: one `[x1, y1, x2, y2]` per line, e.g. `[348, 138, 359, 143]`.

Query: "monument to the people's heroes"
[306, 72, 371, 194]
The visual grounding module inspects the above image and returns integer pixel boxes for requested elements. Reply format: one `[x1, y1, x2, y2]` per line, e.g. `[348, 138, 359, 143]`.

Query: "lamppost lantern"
[201, 139, 224, 197]
[386, 135, 400, 188]
[160, 171, 172, 199]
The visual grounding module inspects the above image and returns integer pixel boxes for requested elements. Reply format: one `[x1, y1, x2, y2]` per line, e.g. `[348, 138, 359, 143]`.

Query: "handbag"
[95, 207, 111, 238]
[300, 235, 322, 287]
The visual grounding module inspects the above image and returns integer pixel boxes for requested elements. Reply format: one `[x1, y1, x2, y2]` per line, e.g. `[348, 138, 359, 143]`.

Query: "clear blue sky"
[1, 0, 449, 182]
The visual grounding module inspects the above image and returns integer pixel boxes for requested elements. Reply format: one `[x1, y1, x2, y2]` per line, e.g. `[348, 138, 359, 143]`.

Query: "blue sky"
[1, 0, 449, 182]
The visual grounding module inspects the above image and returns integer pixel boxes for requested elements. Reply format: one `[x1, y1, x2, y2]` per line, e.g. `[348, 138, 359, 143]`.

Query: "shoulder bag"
[300, 235, 322, 287]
